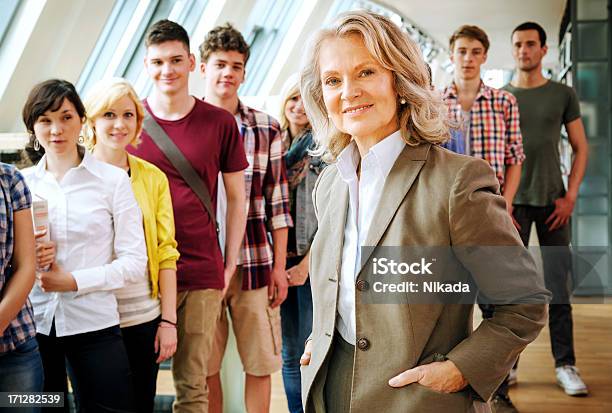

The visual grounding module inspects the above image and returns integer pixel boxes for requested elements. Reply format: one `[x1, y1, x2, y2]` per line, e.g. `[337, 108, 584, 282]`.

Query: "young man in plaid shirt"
[443, 25, 525, 222]
[442, 25, 525, 413]
[199, 24, 293, 413]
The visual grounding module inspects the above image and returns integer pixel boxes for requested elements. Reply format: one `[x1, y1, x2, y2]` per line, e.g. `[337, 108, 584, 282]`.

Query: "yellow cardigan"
[128, 154, 179, 297]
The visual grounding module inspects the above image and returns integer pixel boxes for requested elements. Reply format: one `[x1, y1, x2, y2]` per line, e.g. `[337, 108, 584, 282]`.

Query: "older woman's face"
[93, 95, 138, 151]
[284, 94, 309, 131]
[319, 34, 398, 142]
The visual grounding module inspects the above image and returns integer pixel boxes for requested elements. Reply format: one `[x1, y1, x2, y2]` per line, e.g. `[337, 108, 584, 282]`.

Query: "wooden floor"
[158, 304, 612, 412]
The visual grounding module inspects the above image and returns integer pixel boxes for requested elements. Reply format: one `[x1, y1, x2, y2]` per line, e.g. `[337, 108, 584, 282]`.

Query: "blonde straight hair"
[83, 78, 145, 151]
[300, 10, 449, 159]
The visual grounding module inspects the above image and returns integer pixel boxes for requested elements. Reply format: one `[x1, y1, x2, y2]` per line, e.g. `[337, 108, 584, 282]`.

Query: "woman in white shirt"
[22, 79, 147, 412]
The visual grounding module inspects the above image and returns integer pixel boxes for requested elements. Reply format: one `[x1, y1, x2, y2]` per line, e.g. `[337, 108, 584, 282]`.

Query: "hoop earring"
[33, 139, 40, 151]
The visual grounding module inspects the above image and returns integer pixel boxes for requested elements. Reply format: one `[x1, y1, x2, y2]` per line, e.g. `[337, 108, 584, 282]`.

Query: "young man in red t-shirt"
[129, 19, 248, 413]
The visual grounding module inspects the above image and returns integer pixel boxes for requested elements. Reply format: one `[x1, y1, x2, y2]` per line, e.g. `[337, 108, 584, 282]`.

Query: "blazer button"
[357, 338, 370, 351]
[356, 280, 369, 291]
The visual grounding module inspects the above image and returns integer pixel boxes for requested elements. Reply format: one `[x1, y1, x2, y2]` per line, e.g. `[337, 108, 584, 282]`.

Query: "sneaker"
[490, 394, 519, 413]
[507, 366, 518, 386]
[556, 365, 589, 396]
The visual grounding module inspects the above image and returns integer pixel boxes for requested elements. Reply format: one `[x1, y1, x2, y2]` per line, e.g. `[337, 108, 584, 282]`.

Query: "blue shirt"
[0, 163, 35, 353]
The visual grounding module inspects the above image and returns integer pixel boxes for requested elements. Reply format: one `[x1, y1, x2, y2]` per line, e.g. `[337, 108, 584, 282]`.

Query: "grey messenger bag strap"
[143, 110, 219, 234]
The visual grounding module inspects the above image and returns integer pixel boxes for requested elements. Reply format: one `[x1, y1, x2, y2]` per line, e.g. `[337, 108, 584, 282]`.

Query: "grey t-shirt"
[503, 81, 581, 206]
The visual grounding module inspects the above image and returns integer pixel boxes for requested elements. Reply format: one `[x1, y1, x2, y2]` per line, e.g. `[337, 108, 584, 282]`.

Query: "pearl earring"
[400, 98, 407, 105]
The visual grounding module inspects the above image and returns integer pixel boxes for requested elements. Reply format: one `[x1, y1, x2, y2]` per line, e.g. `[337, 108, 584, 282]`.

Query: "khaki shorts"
[207, 268, 282, 377]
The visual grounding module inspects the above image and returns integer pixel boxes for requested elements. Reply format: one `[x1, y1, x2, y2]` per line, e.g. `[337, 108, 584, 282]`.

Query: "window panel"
[240, 0, 303, 96]
[576, 22, 608, 60]
[0, 0, 19, 46]
[577, 0, 608, 20]
[78, 0, 208, 97]
[576, 216, 609, 246]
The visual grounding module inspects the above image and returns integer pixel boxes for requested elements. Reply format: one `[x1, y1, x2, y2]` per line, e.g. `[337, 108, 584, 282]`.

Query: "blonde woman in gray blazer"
[298, 11, 550, 413]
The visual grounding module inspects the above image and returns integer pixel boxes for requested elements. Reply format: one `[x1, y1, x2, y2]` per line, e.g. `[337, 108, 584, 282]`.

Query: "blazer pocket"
[411, 383, 473, 412]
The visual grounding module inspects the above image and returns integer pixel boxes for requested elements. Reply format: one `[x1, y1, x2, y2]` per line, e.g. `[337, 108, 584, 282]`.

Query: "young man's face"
[450, 37, 487, 81]
[145, 40, 195, 96]
[200, 50, 246, 100]
[512, 29, 547, 72]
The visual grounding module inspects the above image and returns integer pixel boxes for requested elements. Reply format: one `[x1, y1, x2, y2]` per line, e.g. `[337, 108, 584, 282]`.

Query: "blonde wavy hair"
[279, 73, 310, 132]
[300, 10, 449, 159]
[83, 78, 145, 151]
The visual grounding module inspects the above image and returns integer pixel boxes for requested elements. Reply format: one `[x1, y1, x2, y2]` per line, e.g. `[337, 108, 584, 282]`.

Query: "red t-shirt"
[129, 98, 248, 291]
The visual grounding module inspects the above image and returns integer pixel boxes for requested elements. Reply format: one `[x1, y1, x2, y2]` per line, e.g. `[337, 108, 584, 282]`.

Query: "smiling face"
[145, 40, 195, 96]
[201, 50, 246, 100]
[512, 29, 547, 72]
[319, 34, 399, 143]
[93, 95, 138, 152]
[33, 98, 82, 157]
[284, 93, 309, 131]
[451, 37, 487, 81]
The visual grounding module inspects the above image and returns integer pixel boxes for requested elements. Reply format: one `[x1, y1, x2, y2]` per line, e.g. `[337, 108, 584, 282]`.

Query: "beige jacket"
[302, 143, 549, 413]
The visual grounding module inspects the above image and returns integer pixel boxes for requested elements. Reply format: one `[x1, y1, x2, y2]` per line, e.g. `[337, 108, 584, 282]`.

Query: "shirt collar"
[337, 140, 360, 184]
[444, 80, 492, 101]
[368, 130, 405, 179]
[33, 147, 104, 180]
[336, 129, 404, 183]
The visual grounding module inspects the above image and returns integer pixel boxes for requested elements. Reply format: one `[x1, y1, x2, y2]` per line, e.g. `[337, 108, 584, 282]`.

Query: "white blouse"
[22, 150, 147, 337]
[336, 131, 405, 345]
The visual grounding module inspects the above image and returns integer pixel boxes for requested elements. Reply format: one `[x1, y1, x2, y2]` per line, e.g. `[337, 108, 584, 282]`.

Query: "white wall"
[0, 0, 113, 132]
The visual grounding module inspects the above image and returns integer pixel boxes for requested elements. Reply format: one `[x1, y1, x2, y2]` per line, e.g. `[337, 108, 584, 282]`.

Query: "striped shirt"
[236, 101, 293, 290]
[443, 81, 525, 186]
[0, 163, 35, 353]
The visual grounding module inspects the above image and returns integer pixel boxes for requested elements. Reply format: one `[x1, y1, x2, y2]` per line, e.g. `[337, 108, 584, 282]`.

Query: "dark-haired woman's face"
[33, 98, 82, 157]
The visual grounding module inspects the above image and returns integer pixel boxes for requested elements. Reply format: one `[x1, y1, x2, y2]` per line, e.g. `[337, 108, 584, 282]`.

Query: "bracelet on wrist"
[160, 318, 176, 326]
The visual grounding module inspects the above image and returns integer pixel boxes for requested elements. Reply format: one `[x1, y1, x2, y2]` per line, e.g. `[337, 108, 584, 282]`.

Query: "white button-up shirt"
[22, 151, 147, 337]
[336, 131, 405, 344]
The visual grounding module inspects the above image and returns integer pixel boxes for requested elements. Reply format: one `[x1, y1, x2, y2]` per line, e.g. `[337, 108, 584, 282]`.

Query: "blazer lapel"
[358, 143, 431, 275]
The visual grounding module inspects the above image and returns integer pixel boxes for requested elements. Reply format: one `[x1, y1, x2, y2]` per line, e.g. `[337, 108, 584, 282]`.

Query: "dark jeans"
[37, 323, 136, 413]
[0, 336, 44, 413]
[514, 205, 575, 367]
[281, 256, 313, 413]
[121, 317, 160, 413]
[495, 205, 575, 398]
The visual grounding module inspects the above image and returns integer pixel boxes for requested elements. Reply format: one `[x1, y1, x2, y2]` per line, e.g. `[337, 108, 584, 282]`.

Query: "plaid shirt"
[443, 81, 525, 186]
[0, 163, 35, 353]
[236, 101, 292, 290]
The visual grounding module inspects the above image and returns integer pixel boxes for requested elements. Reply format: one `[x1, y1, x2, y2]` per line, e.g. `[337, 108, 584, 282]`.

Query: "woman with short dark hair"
[22, 79, 147, 412]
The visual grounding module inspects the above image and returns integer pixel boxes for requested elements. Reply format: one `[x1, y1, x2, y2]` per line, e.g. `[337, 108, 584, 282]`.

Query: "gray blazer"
[302, 143, 549, 413]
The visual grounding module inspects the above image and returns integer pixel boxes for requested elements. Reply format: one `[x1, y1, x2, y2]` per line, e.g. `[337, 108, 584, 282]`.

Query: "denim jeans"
[281, 256, 313, 413]
[0, 336, 44, 413]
